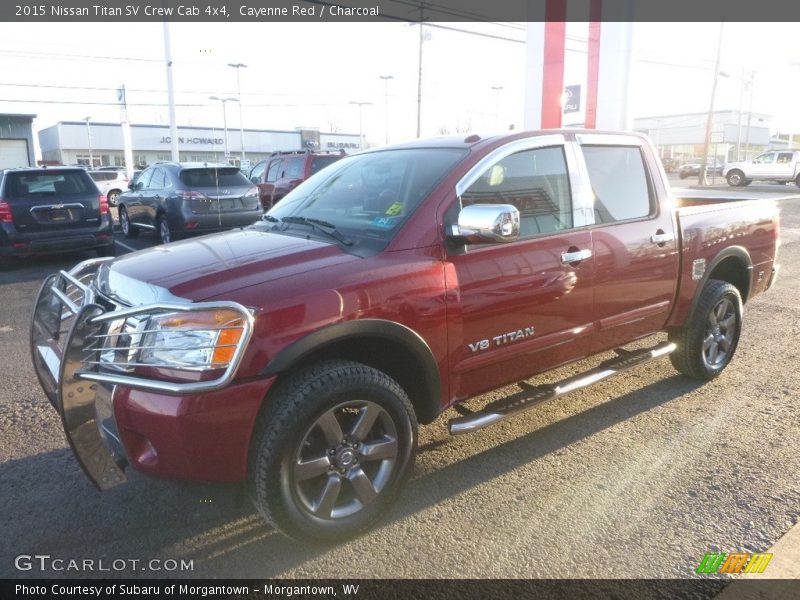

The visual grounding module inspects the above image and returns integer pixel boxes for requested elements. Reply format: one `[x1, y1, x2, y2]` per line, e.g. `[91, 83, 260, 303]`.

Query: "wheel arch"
[691, 246, 752, 316]
[260, 319, 442, 424]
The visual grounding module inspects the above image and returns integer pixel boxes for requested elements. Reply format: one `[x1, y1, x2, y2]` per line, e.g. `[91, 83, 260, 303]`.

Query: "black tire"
[726, 170, 745, 187]
[796, 174, 800, 188]
[742, 180, 752, 186]
[248, 360, 417, 543]
[157, 215, 171, 244]
[679, 172, 688, 179]
[119, 206, 139, 239]
[107, 190, 121, 206]
[669, 280, 742, 380]
[96, 244, 115, 257]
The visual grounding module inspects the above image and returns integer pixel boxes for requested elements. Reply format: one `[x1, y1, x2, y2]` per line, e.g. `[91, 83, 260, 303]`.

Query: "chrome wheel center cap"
[334, 447, 356, 469]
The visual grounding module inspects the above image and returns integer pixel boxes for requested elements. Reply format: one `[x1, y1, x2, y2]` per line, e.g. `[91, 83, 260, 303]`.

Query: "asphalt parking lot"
[1, 185, 799, 584]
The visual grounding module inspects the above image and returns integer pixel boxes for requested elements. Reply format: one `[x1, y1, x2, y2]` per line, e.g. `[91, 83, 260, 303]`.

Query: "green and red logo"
[696, 552, 772, 574]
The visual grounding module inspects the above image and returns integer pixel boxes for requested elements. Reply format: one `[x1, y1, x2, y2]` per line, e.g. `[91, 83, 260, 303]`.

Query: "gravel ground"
[1, 195, 798, 583]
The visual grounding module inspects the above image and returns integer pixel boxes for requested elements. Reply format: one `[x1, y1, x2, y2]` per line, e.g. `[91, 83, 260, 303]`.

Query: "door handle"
[560, 248, 592, 264]
[650, 232, 675, 245]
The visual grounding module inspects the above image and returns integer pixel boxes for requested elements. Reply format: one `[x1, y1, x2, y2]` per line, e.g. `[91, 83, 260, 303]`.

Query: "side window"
[582, 145, 652, 224]
[777, 152, 793, 164]
[265, 159, 281, 182]
[283, 157, 304, 180]
[250, 161, 266, 182]
[754, 152, 775, 164]
[460, 146, 573, 238]
[147, 168, 166, 190]
[135, 168, 153, 190]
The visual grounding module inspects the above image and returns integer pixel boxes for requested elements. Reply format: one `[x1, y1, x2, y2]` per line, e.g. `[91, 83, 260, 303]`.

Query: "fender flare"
[260, 319, 442, 421]
[689, 245, 753, 317]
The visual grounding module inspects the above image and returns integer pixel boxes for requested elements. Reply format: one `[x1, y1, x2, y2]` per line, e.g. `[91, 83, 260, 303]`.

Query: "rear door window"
[581, 145, 653, 223]
[282, 157, 304, 180]
[148, 168, 167, 190]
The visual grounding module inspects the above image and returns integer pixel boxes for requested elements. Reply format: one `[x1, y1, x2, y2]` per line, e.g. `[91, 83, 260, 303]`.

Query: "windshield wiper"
[279, 216, 354, 246]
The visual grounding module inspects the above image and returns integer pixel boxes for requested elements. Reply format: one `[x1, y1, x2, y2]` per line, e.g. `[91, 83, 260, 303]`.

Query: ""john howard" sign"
[158, 136, 225, 145]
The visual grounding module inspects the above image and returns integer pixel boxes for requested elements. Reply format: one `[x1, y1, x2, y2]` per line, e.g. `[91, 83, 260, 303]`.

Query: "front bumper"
[30, 259, 267, 488]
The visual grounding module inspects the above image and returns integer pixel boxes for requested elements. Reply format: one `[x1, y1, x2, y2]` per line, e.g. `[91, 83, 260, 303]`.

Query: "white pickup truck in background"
[723, 149, 800, 187]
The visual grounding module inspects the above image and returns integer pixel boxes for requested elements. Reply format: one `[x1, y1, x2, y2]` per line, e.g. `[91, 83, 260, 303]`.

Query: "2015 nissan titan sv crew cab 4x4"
[31, 130, 779, 542]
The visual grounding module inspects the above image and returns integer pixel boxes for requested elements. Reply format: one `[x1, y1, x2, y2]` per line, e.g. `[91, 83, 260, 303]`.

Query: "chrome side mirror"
[448, 203, 520, 244]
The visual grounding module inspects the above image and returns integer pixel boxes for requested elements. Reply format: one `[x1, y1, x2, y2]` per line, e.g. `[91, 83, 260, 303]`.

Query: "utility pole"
[491, 86, 503, 129]
[379, 75, 394, 145]
[349, 101, 372, 149]
[209, 96, 238, 161]
[228, 63, 247, 165]
[735, 66, 745, 161]
[84, 117, 93, 167]
[162, 21, 179, 162]
[743, 72, 756, 160]
[698, 23, 724, 186]
[416, 4, 425, 138]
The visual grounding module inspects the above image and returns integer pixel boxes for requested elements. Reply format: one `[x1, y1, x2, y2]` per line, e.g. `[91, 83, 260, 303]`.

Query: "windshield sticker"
[384, 202, 404, 216]
[371, 216, 399, 229]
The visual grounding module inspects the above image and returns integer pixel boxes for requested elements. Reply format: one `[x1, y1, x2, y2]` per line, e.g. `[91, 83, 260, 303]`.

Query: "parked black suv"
[117, 162, 262, 244]
[0, 167, 114, 264]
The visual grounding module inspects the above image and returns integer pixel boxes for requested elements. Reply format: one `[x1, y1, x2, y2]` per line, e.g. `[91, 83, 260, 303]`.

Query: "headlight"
[138, 309, 245, 369]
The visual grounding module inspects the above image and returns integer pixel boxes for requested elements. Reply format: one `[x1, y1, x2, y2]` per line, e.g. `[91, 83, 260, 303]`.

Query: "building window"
[156, 154, 171, 161]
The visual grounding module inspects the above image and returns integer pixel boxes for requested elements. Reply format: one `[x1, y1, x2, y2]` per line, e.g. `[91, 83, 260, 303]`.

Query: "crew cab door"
[575, 134, 680, 351]
[748, 151, 776, 180]
[772, 151, 796, 179]
[442, 136, 597, 400]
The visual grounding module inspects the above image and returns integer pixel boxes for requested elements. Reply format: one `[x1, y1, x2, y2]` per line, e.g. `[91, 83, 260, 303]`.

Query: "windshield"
[266, 148, 467, 249]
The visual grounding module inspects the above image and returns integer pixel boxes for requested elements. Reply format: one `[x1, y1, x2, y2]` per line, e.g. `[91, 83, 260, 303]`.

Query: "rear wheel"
[248, 360, 417, 543]
[157, 215, 171, 244]
[96, 244, 115, 257]
[669, 280, 742, 380]
[119, 206, 139, 239]
[726, 170, 745, 187]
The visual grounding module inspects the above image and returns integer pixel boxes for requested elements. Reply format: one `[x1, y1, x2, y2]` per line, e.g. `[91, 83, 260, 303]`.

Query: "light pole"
[84, 116, 94, 167]
[349, 101, 372, 149]
[379, 75, 394, 145]
[227, 63, 247, 165]
[209, 96, 238, 162]
[698, 23, 725, 187]
[491, 85, 503, 129]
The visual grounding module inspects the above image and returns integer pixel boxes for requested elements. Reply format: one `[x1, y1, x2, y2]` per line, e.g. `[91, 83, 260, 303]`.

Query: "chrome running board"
[448, 341, 677, 436]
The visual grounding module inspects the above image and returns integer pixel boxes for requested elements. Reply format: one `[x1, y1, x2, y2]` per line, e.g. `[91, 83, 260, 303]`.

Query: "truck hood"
[96, 229, 357, 304]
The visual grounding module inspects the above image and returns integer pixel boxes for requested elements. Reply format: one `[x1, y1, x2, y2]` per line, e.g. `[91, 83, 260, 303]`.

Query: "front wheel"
[248, 360, 417, 543]
[107, 190, 121, 206]
[669, 280, 742, 380]
[726, 170, 745, 187]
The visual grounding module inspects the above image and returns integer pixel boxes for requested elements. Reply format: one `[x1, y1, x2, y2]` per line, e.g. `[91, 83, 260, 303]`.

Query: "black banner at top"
[3, 0, 800, 22]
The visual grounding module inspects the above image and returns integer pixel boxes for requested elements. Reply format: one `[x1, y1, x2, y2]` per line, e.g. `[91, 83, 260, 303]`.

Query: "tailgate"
[179, 167, 259, 212]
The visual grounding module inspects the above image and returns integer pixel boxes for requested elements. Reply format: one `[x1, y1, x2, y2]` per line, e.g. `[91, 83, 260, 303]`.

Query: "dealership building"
[632, 110, 773, 163]
[37, 121, 363, 169]
[0, 113, 37, 169]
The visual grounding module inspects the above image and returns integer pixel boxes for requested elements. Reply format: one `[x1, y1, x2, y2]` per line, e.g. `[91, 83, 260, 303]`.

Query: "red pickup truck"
[31, 130, 779, 542]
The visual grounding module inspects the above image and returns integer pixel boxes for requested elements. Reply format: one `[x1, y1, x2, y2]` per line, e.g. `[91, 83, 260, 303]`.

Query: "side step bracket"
[448, 341, 676, 436]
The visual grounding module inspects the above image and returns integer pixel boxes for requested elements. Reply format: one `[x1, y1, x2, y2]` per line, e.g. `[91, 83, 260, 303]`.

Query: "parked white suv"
[722, 150, 800, 187]
[88, 170, 128, 205]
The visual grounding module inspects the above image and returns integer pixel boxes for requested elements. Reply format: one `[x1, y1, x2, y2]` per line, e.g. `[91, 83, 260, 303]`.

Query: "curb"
[715, 521, 800, 599]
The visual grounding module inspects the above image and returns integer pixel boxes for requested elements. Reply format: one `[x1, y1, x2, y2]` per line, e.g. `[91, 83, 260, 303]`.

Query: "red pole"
[585, 0, 602, 129]
[541, 0, 567, 128]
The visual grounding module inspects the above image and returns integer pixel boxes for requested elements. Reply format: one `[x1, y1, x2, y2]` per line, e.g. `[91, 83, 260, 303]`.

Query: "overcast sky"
[0, 21, 798, 158]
